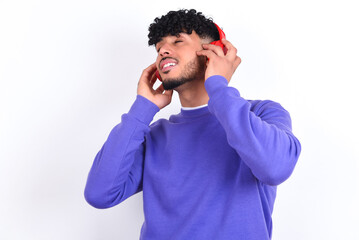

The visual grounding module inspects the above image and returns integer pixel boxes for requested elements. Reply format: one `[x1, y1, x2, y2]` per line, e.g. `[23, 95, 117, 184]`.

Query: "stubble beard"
[162, 55, 207, 91]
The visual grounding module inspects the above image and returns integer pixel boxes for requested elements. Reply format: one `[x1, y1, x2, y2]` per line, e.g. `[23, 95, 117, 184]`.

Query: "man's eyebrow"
[156, 42, 162, 52]
[176, 33, 188, 38]
[155, 39, 162, 51]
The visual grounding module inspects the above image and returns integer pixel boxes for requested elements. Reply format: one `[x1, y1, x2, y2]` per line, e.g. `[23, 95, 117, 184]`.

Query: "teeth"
[163, 62, 176, 69]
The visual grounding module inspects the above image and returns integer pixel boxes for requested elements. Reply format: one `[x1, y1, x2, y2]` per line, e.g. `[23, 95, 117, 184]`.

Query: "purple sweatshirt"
[84, 75, 301, 240]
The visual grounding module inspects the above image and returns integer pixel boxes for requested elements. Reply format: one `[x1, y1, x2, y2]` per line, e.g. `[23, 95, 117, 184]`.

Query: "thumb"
[164, 89, 173, 97]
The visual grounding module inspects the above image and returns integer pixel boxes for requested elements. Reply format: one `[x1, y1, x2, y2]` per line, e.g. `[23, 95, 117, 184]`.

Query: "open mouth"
[160, 58, 178, 73]
[162, 63, 176, 73]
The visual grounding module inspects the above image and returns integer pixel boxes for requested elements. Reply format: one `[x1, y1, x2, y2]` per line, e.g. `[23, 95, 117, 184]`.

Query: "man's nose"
[159, 43, 172, 56]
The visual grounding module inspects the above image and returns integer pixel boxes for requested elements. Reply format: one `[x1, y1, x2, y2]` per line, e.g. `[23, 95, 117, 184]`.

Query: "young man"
[84, 9, 301, 240]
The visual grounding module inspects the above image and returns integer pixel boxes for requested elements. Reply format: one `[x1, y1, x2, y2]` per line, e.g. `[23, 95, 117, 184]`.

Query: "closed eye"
[156, 40, 183, 52]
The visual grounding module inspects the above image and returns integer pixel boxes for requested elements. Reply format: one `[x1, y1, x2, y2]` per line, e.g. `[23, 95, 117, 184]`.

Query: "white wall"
[1, 0, 358, 239]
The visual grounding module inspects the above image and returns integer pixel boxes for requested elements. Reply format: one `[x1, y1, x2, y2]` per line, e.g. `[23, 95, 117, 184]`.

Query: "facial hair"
[162, 55, 207, 91]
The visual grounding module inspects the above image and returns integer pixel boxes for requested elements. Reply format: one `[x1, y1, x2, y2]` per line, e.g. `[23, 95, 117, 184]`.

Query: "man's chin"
[161, 56, 206, 90]
[162, 78, 188, 90]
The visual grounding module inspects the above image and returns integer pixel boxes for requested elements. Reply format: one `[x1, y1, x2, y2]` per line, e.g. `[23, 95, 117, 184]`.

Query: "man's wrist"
[204, 75, 228, 97]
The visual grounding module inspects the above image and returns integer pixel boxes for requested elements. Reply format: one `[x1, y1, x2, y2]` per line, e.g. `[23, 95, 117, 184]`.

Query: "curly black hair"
[148, 9, 220, 46]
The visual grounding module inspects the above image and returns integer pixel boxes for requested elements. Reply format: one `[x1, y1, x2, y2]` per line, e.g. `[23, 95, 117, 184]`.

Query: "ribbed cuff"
[128, 95, 160, 125]
[204, 75, 228, 98]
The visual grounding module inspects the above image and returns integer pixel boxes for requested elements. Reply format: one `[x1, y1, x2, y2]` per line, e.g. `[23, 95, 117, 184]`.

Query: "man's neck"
[176, 79, 209, 108]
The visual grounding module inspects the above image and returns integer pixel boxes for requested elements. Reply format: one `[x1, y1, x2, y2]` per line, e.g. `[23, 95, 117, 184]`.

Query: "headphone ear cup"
[211, 23, 227, 54]
[213, 23, 226, 40]
[155, 70, 162, 81]
[210, 40, 228, 55]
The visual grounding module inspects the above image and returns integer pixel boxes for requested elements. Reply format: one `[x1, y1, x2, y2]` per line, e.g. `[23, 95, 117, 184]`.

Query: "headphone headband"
[213, 23, 226, 40]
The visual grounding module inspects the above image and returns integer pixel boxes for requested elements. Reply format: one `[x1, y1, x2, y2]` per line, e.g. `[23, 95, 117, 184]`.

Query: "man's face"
[155, 31, 208, 90]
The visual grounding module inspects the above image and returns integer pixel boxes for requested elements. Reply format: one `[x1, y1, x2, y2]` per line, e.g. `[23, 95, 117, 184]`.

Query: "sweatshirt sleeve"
[205, 75, 301, 186]
[84, 95, 160, 209]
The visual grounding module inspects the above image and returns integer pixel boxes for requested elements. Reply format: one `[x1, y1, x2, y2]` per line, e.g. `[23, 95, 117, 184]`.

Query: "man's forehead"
[155, 32, 205, 49]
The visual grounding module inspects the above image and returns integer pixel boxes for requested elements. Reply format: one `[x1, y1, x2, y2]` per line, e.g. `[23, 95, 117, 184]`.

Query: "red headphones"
[155, 22, 225, 81]
[210, 23, 226, 51]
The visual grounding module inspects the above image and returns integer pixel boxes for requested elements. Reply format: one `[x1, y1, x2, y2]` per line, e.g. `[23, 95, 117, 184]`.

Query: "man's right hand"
[137, 63, 173, 109]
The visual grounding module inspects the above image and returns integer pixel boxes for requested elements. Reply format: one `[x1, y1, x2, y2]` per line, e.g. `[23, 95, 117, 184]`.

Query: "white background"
[1, 0, 358, 239]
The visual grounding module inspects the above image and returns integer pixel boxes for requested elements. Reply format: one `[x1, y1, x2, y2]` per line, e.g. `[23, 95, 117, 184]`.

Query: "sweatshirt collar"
[169, 104, 211, 123]
[179, 104, 210, 118]
[181, 103, 208, 111]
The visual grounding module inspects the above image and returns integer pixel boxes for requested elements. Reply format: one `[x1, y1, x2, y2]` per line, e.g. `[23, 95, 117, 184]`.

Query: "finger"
[221, 39, 238, 60]
[149, 71, 157, 87]
[234, 56, 242, 67]
[140, 63, 158, 82]
[155, 83, 164, 93]
[196, 49, 218, 60]
[202, 44, 225, 57]
[164, 89, 173, 97]
[146, 62, 157, 71]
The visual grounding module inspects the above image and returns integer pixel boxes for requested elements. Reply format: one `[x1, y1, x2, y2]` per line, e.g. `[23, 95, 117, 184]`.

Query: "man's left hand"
[196, 39, 241, 83]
